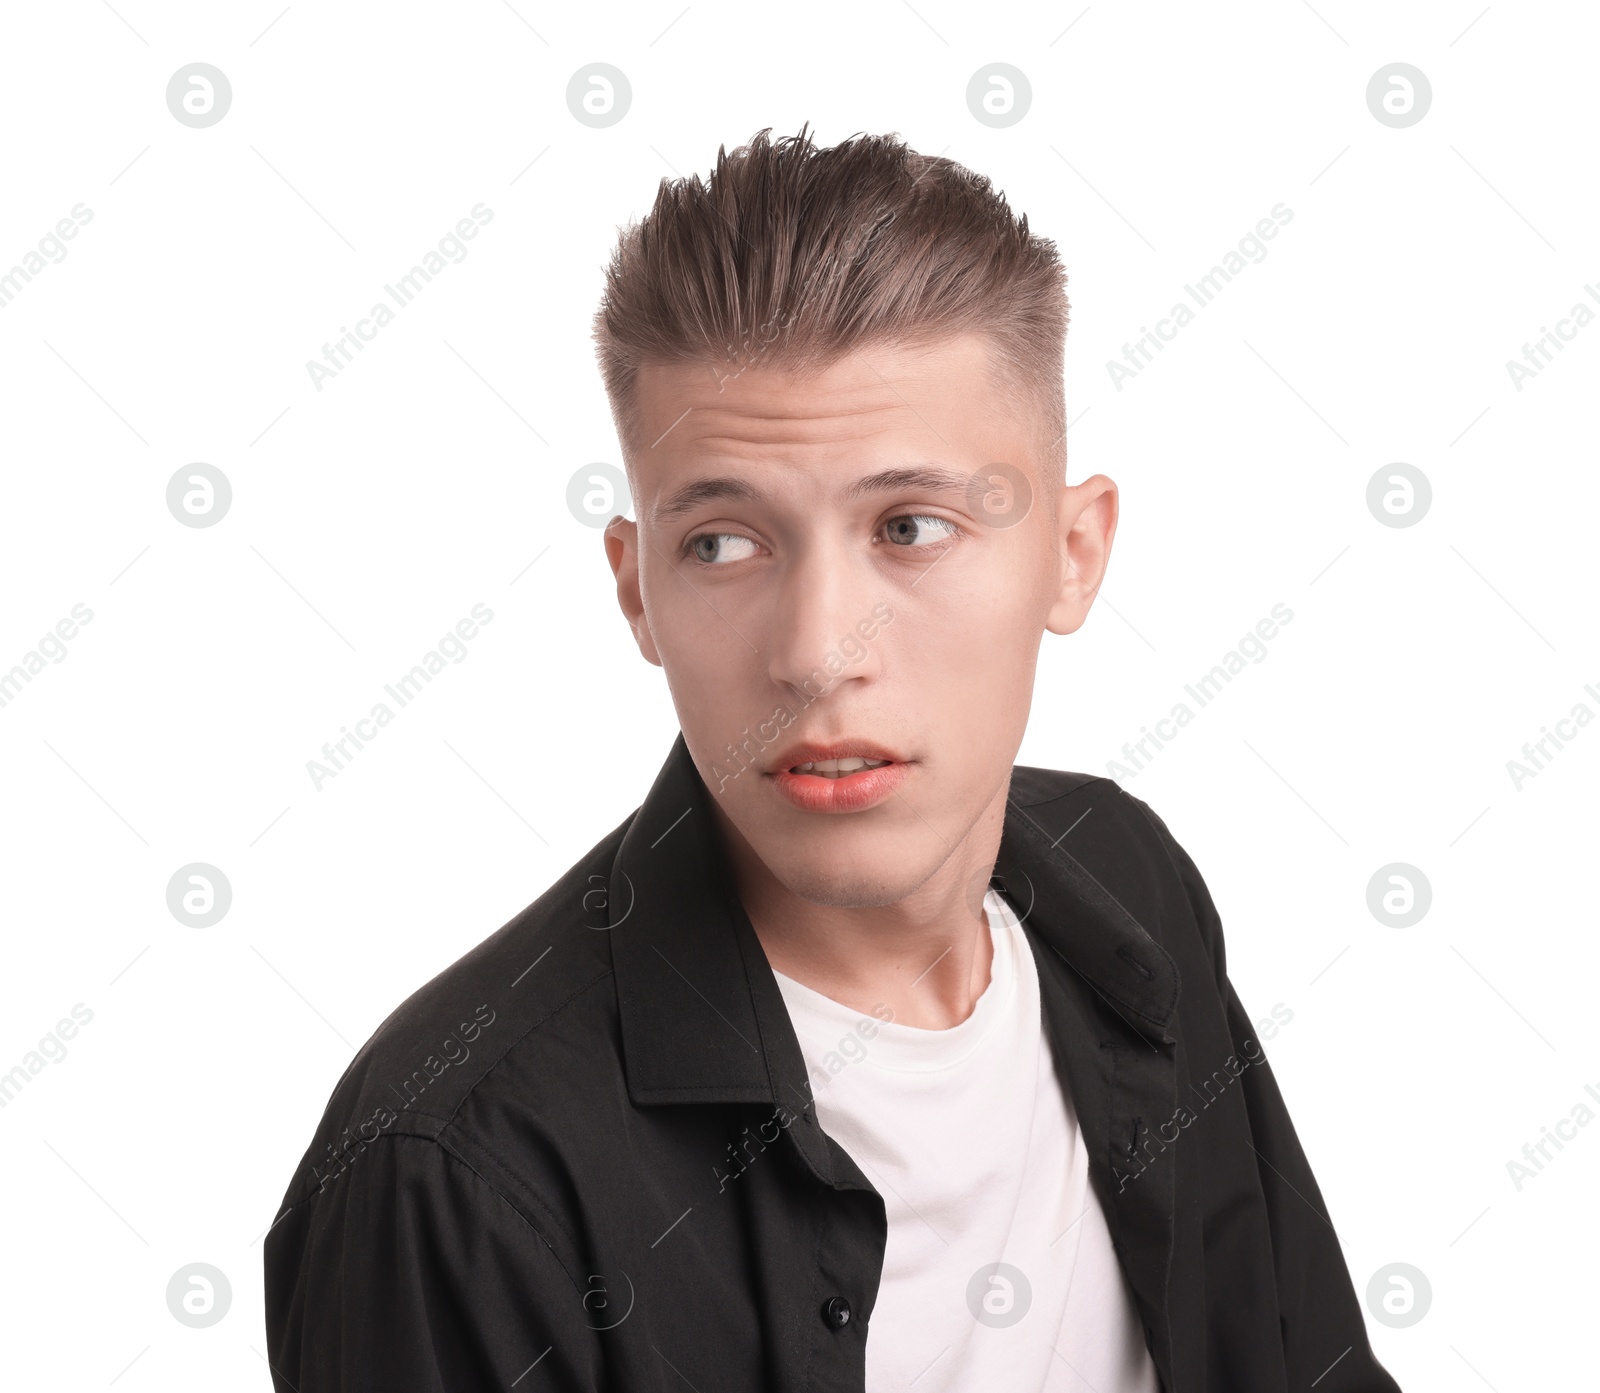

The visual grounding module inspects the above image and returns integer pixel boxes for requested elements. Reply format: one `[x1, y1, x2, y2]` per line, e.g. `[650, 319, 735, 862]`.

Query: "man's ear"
[604, 517, 664, 667]
[1045, 474, 1118, 636]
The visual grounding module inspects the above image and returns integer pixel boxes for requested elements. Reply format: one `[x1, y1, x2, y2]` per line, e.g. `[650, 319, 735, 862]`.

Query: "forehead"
[628, 333, 1026, 496]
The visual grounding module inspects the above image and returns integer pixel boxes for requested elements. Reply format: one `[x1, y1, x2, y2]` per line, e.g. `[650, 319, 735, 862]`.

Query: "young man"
[264, 128, 1401, 1392]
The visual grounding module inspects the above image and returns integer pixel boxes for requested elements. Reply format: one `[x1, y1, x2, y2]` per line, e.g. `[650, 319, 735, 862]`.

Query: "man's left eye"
[881, 514, 957, 547]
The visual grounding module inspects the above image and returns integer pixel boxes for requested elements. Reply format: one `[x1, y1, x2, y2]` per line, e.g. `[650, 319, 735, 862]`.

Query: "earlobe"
[604, 518, 664, 667]
[1044, 475, 1118, 637]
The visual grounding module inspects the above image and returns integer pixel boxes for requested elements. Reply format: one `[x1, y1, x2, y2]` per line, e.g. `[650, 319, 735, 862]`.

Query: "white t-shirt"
[772, 889, 1162, 1393]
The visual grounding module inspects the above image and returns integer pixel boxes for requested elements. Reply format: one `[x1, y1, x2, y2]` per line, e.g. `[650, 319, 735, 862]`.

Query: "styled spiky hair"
[592, 125, 1069, 466]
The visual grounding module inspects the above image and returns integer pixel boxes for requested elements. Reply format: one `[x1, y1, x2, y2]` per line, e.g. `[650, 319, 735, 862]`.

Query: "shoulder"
[1007, 763, 1223, 972]
[272, 813, 634, 1214]
[1008, 762, 1189, 881]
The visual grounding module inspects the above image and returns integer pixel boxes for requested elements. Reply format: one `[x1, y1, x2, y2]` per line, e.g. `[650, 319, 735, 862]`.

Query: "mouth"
[765, 741, 911, 813]
[788, 755, 894, 779]
[768, 740, 905, 777]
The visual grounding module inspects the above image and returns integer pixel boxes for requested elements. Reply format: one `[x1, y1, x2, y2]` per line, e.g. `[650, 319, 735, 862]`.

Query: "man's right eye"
[686, 533, 759, 565]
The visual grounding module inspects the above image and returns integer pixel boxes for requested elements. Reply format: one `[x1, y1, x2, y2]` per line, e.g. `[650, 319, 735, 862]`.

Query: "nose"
[762, 538, 881, 705]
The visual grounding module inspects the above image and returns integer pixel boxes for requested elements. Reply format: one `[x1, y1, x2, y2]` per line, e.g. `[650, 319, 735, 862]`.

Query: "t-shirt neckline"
[772, 889, 1023, 1073]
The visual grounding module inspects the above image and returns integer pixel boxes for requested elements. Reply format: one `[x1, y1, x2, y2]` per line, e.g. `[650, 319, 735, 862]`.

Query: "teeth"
[793, 757, 891, 778]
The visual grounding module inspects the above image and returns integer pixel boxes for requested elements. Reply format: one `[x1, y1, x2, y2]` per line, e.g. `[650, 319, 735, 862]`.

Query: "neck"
[711, 784, 1008, 1030]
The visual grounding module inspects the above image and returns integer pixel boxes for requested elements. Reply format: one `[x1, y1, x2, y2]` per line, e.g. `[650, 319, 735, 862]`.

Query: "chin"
[760, 842, 934, 910]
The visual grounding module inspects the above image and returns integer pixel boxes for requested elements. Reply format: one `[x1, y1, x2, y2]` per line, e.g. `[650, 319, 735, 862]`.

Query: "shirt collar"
[991, 786, 1180, 1048]
[606, 733, 1181, 1137]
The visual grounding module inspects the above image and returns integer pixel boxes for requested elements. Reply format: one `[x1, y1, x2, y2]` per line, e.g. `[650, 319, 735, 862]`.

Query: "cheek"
[654, 632, 767, 759]
[907, 593, 1042, 730]
[903, 575, 1040, 667]
[885, 609, 1037, 734]
[642, 570, 728, 667]
[659, 653, 740, 738]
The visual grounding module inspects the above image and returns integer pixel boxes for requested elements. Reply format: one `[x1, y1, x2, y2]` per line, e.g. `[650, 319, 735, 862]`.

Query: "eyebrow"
[653, 466, 973, 522]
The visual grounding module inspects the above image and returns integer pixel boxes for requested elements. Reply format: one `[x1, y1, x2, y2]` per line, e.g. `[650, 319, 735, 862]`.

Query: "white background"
[1, 2, 1595, 1389]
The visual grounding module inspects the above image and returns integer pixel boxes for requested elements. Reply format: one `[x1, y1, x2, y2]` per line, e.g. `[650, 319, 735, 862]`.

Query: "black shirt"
[263, 732, 1401, 1392]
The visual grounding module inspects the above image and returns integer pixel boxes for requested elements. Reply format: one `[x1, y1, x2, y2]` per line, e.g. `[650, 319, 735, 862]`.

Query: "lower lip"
[769, 761, 911, 814]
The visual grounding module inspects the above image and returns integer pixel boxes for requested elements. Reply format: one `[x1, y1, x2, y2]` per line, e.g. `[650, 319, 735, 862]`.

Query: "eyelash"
[681, 514, 959, 566]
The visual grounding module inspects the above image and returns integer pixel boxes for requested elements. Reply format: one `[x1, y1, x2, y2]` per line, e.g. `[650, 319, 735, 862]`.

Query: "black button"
[821, 1296, 852, 1328]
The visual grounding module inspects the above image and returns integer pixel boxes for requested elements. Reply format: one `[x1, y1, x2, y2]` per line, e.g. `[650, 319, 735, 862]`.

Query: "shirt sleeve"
[263, 1129, 605, 1392]
[1132, 795, 1404, 1392]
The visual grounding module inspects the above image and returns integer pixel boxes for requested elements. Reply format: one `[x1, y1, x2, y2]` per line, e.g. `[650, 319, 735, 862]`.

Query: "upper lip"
[768, 739, 906, 773]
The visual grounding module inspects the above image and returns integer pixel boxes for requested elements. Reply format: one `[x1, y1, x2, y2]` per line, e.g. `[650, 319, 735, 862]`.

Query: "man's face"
[605, 332, 1113, 910]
